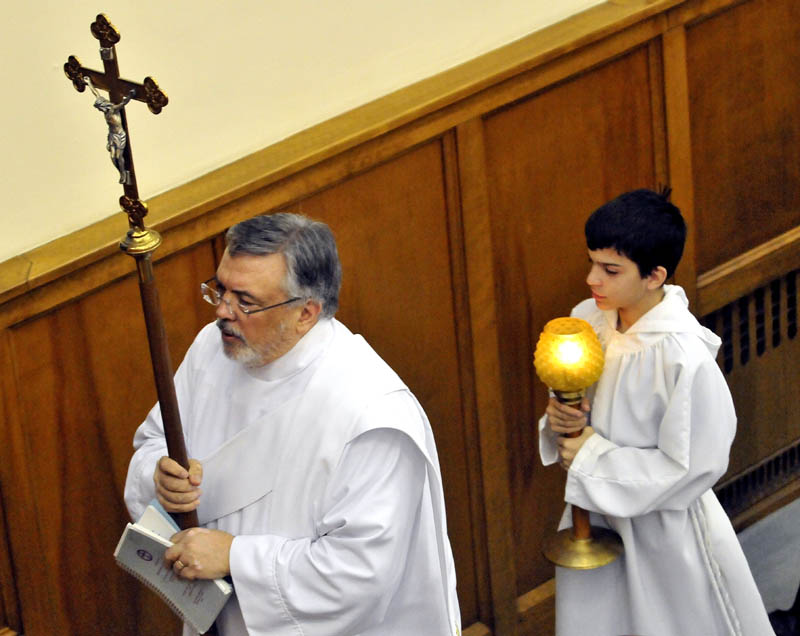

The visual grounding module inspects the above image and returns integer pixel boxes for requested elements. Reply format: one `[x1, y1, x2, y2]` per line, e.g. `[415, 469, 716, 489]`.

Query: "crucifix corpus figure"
[85, 76, 134, 184]
[63, 12, 168, 211]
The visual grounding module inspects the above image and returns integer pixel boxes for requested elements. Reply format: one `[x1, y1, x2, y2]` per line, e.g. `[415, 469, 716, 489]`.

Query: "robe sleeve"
[123, 404, 168, 521]
[538, 412, 560, 466]
[229, 426, 427, 635]
[565, 356, 736, 517]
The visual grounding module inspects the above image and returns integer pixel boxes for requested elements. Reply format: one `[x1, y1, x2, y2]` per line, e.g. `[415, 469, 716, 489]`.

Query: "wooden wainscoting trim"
[0, 258, 31, 305]
[647, 39, 669, 188]
[463, 621, 493, 636]
[662, 24, 699, 307]
[0, 486, 21, 634]
[729, 478, 800, 533]
[0, 0, 689, 315]
[441, 131, 494, 624]
[716, 435, 800, 532]
[697, 226, 800, 316]
[668, 0, 752, 28]
[517, 578, 556, 635]
[456, 117, 520, 635]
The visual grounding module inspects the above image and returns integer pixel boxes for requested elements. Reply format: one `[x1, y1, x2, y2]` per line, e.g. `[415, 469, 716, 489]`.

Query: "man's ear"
[647, 265, 668, 289]
[295, 299, 322, 335]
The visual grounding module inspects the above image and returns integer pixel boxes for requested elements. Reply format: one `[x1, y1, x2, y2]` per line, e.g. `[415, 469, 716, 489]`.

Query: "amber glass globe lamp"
[534, 317, 604, 406]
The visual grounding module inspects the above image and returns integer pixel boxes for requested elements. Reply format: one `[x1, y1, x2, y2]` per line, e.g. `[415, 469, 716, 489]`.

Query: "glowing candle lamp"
[534, 317, 604, 403]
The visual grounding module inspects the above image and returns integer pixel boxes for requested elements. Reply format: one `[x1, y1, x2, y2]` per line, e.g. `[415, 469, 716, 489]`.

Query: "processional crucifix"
[64, 14, 198, 530]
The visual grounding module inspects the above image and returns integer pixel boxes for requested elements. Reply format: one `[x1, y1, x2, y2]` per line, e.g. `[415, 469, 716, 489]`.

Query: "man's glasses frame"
[200, 277, 301, 315]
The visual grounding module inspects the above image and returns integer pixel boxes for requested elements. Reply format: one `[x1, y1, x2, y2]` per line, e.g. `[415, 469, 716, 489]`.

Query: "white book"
[114, 501, 233, 634]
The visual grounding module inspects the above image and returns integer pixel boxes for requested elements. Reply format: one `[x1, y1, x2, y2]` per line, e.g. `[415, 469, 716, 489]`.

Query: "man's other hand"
[153, 456, 203, 513]
[166, 528, 234, 580]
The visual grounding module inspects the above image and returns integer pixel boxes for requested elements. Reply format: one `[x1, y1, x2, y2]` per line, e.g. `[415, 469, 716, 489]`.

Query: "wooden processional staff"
[64, 14, 198, 530]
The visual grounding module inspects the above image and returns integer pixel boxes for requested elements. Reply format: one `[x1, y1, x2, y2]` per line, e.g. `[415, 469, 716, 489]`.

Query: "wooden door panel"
[687, 0, 800, 273]
[4, 245, 214, 635]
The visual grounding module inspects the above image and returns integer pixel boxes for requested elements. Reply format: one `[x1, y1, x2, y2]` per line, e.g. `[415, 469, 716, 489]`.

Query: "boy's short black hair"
[585, 188, 687, 278]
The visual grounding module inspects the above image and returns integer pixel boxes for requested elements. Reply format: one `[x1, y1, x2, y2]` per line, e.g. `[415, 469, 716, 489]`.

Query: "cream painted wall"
[1, 0, 602, 264]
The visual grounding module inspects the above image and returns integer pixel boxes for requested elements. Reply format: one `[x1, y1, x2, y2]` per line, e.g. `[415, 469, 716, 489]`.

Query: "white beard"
[216, 319, 288, 368]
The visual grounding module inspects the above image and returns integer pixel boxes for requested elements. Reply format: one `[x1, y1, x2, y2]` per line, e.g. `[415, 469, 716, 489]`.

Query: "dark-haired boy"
[539, 189, 774, 635]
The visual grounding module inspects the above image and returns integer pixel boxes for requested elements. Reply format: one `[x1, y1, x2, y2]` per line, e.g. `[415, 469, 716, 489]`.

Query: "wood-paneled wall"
[1, 1, 798, 634]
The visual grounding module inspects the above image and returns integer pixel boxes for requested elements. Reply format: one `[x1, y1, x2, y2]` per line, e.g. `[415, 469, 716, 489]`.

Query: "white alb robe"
[539, 285, 774, 636]
[125, 318, 460, 636]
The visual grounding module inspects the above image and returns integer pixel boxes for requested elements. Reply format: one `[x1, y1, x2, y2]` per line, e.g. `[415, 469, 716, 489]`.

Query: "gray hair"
[225, 213, 342, 318]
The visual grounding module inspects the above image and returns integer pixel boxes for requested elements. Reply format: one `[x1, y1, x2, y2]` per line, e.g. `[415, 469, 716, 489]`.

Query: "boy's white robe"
[125, 318, 460, 636]
[539, 285, 774, 636]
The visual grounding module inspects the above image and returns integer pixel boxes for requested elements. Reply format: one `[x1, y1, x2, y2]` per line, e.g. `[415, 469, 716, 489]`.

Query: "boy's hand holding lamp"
[534, 317, 623, 569]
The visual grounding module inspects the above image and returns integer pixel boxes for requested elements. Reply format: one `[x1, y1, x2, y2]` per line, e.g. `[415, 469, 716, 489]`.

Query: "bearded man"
[124, 212, 460, 636]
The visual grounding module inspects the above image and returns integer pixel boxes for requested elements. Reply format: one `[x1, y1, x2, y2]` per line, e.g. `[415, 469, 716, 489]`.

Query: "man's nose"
[586, 267, 599, 286]
[215, 295, 236, 320]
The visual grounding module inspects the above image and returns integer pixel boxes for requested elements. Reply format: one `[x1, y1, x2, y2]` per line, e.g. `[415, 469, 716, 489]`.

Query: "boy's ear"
[646, 265, 668, 289]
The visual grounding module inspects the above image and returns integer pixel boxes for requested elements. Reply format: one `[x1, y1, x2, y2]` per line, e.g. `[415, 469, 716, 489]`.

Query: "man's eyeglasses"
[200, 278, 301, 315]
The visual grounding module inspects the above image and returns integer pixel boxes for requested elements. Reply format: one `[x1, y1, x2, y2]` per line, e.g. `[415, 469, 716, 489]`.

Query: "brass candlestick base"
[120, 227, 161, 254]
[543, 526, 623, 569]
